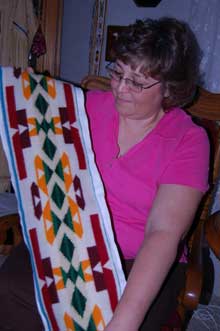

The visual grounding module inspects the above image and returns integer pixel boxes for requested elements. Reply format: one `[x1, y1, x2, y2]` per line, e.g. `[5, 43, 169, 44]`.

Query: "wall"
[60, 0, 191, 83]
[60, 0, 94, 84]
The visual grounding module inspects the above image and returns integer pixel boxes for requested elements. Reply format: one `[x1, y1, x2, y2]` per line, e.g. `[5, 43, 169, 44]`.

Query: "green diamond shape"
[39, 76, 48, 92]
[35, 93, 49, 115]
[61, 265, 78, 285]
[51, 211, 62, 235]
[40, 118, 51, 134]
[72, 287, 87, 317]
[29, 76, 37, 93]
[68, 265, 78, 284]
[77, 263, 84, 281]
[55, 160, 64, 181]
[43, 137, 56, 160]
[43, 161, 53, 184]
[60, 234, 74, 262]
[87, 317, 97, 331]
[61, 267, 69, 286]
[63, 208, 74, 230]
[51, 183, 65, 209]
[73, 320, 85, 331]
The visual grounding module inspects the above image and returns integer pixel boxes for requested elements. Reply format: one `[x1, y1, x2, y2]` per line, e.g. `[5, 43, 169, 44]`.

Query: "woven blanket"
[0, 67, 126, 331]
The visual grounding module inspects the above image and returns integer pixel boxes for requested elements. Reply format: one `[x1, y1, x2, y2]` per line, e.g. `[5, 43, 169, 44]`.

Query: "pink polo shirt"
[86, 90, 210, 259]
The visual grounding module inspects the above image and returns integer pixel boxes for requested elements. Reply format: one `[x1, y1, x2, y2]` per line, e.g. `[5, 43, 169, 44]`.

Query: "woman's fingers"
[27, 67, 34, 74]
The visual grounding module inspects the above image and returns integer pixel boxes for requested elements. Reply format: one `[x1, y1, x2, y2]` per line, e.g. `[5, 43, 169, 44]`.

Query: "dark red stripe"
[63, 83, 86, 169]
[91, 214, 118, 310]
[6, 86, 27, 179]
[30, 229, 59, 331]
[63, 83, 76, 123]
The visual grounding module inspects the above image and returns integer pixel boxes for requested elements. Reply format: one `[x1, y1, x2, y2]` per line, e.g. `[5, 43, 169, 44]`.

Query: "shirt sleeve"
[85, 90, 111, 120]
[85, 90, 98, 119]
[159, 126, 210, 192]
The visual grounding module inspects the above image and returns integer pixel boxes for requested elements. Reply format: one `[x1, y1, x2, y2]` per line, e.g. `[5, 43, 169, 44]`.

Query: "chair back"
[185, 88, 220, 223]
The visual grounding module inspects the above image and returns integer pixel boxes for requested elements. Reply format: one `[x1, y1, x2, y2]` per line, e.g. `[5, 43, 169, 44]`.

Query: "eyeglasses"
[106, 63, 161, 93]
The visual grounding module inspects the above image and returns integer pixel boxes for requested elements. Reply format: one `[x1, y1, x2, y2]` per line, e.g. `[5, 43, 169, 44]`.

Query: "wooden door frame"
[36, 0, 63, 77]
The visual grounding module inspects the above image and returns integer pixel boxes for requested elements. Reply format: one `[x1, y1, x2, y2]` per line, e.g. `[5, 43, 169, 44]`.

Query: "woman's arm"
[105, 184, 203, 331]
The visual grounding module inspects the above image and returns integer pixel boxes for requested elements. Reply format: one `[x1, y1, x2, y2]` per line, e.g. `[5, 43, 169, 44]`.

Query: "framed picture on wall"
[105, 25, 127, 62]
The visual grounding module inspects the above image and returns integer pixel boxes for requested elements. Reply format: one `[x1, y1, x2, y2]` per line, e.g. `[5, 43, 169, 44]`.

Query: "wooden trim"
[205, 211, 220, 259]
[36, 0, 63, 76]
[186, 87, 220, 120]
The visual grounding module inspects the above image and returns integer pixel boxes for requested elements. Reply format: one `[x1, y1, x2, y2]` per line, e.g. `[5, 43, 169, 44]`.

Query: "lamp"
[133, 0, 162, 7]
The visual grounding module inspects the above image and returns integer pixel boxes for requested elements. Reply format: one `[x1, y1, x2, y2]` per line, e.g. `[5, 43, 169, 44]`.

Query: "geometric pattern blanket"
[0, 66, 126, 331]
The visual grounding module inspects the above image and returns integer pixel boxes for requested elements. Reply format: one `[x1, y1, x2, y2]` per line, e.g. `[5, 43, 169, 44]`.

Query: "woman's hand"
[26, 67, 34, 74]
[104, 321, 138, 331]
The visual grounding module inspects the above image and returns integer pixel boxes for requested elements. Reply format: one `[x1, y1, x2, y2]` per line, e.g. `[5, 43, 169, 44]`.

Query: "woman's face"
[111, 60, 167, 120]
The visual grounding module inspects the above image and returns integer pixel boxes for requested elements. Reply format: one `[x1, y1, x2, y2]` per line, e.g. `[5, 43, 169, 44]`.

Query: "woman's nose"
[117, 78, 129, 92]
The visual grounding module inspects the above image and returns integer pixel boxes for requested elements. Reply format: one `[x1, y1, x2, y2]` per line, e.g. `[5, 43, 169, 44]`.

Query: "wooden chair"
[205, 210, 220, 259]
[81, 75, 111, 91]
[81, 75, 220, 330]
[0, 75, 219, 329]
[178, 87, 220, 329]
[0, 213, 21, 255]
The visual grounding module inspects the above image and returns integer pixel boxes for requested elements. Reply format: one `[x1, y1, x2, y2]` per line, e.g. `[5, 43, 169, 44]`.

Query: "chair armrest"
[205, 210, 220, 259]
[179, 210, 220, 317]
[0, 213, 22, 255]
[180, 222, 204, 312]
[81, 75, 111, 91]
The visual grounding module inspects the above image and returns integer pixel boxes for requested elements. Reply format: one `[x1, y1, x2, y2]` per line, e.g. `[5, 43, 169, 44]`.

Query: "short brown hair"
[112, 17, 202, 109]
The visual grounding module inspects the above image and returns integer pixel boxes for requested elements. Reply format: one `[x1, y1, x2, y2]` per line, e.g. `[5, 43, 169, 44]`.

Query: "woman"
[85, 17, 209, 331]
[0, 17, 209, 331]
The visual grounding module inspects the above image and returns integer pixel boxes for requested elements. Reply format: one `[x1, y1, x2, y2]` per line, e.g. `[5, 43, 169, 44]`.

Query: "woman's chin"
[115, 97, 131, 109]
[116, 105, 134, 117]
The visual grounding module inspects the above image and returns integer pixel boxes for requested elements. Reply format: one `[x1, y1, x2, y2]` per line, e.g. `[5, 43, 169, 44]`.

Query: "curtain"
[188, 0, 220, 92]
